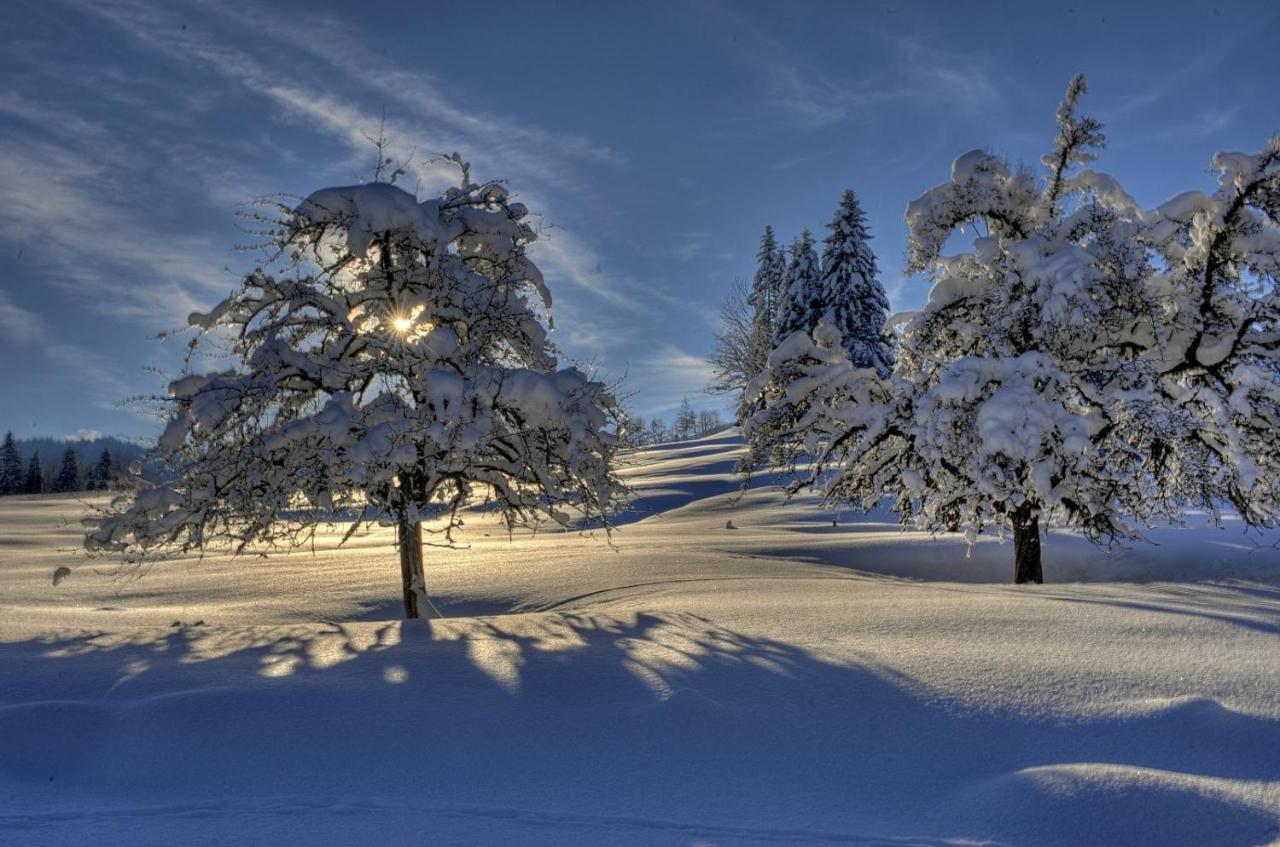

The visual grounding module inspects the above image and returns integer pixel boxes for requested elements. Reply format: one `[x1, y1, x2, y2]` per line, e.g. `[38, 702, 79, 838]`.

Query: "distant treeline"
[619, 399, 724, 447]
[0, 432, 149, 496]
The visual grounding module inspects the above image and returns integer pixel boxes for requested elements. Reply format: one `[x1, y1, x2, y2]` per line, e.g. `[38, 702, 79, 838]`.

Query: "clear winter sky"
[1, 0, 1277, 439]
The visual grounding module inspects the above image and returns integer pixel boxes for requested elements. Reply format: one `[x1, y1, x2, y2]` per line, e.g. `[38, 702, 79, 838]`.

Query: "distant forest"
[0, 433, 149, 495]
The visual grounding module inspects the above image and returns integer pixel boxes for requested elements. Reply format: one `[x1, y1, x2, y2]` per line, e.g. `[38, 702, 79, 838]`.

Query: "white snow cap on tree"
[760, 74, 1280, 582]
[88, 157, 621, 560]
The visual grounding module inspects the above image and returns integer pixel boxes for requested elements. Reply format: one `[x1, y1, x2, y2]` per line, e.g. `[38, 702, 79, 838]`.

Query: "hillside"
[1, 431, 1278, 846]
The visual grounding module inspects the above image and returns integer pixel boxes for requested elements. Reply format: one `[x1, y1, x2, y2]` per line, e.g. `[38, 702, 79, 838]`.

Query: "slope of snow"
[1, 431, 1278, 846]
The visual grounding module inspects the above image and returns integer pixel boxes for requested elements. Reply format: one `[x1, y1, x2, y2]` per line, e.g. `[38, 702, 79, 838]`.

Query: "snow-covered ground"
[2, 430, 1279, 846]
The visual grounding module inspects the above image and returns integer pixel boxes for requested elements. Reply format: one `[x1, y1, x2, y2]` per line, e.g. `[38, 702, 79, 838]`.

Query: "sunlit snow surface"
[2, 430, 1279, 846]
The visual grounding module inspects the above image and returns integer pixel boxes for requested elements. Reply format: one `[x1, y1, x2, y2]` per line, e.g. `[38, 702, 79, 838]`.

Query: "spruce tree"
[740, 227, 787, 418]
[0, 432, 22, 495]
[23, 453, 43, 494]
[773, 229, 821, 345]
[747, 226, 787, 341]
[53, 448, 81, 493]
[818, 190, 893, 376]
[88, 448, 116, 491]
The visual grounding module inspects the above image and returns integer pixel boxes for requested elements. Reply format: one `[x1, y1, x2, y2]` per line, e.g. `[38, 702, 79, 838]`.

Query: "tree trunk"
[397, 516, 425, 618]
[1012, 506, 1044, 585]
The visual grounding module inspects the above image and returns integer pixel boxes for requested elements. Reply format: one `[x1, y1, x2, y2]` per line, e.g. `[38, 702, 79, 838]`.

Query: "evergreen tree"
[773, 229, 821, 345]
[738, 227, 787, 419]
[23, 453, 43, 494]
[87, 153, 620, 618]
[0, 432, 22, 495]
[88, 448, 117, 491]
[817, 191, 893, 375]
[53, 448, 81, 493]
[747, 226, 787, 341]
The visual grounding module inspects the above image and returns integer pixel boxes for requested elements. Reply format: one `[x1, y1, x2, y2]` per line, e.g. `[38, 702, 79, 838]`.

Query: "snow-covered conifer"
[748, 226, 787, 342]
[772, 229, 821, 345]
[86, 154, 622, 617]
[742, 213, 888, 488]
[734, 227, 788, 419]
[818, 191, 893, 374]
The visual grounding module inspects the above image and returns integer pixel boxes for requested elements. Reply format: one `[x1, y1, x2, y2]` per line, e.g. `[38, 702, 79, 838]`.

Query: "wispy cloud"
[624, 344, 719, 416]
[73, 0, 648, 321]
[697, 2, 1006, 133]
[0, 291, 141, 410]
[0, 137, 236, 327]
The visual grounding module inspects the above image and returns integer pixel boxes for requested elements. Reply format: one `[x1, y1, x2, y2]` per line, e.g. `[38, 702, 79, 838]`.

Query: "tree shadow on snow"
[1, 611, 1278, 846]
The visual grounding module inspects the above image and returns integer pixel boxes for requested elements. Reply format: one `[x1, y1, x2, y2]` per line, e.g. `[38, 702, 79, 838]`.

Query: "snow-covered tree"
[23, 453, 42, 495]
[767, 75, 1280, 583]
[773, 229, 821, 345]
[748, 226, 787, 343]
[733, 227, 788, 419]
[86, 155, 622, 618]
[815, 191, 893, 374]
[743, 219, 884, 485]
[53, 448, 80, 493]
[0, 433, 21, 495]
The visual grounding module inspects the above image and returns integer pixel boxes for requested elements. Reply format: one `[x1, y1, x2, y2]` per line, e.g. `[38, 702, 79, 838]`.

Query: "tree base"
[1012, 507, 1044, 585]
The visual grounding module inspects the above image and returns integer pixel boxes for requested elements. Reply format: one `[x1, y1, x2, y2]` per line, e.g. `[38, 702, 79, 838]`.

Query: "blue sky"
[1, 0, 1277, 439]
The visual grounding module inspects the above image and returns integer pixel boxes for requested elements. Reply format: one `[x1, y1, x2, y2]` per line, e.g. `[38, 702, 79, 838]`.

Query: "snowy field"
[2, 430, 1279, 846]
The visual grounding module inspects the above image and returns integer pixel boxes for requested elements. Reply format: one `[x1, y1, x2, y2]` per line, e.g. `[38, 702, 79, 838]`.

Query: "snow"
[3, 430, 1280, 846]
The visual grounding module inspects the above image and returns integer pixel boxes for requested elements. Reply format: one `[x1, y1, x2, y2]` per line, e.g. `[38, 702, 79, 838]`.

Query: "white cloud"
[66, 428, 103, 442]
[624, 344, 720, 416]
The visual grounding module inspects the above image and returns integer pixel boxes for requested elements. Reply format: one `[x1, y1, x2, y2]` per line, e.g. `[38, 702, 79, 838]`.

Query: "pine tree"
[747, 226, 787, 341]
[817, 191, 893, 375]
[87, 448, 116, 491]
[776, 75, 1280, 583]
[87, 152, 621, 618]
[738, 227, 788, 419]
[23, 453, 43, 494]
[741, 229, 834, 481]
[53, 448, 80, 493]
[773, 229, 821, 345]
[0, 432, 22, 495]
